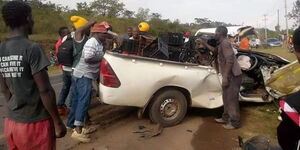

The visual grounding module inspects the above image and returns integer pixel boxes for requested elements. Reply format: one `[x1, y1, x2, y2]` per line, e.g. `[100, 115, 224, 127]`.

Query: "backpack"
[57, 35, 74, 67]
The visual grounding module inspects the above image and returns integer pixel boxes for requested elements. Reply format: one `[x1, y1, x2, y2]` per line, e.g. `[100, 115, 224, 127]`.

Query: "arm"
[74, 20, 96, 42]
[196, 39, 216, 52]
[33, 69, 66, 138]
[0, 74, 11, 102]
[29, 43, 66, 138]
[84, 39, 104, 64]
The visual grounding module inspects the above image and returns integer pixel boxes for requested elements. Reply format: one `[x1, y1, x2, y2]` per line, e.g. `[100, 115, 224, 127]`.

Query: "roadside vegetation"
[0, 0, 235, 39]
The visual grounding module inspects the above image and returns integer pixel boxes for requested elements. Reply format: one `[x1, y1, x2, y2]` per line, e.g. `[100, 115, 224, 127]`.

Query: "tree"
[91, 0, 125, 17]
[150, 13, 161, 19]
[76, 2, 93, 16]
[194, 17, 235, 28]
[288, 0, 300, 27]
[135, 8, 150, 21]
[123, 10, 135, 18]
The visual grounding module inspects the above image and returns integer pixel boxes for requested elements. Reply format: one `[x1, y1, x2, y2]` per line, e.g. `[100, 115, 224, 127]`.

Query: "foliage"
[0, 0, 250, 39]
[193, 17, 236, 28]
[288, 0, 300, 28]
[90, 0, 125, 17]
[123, 10, 135, 18]
[135, 8, 150, 22]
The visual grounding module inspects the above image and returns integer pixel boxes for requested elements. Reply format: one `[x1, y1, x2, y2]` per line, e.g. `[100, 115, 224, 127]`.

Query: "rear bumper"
[99, 84, 148, 107]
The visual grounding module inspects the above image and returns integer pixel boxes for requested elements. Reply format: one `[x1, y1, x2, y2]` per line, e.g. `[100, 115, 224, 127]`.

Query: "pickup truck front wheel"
[149, 89, 187, 127]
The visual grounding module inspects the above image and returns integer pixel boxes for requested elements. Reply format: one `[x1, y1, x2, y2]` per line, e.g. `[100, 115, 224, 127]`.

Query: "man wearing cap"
[69, 22, 112, 142]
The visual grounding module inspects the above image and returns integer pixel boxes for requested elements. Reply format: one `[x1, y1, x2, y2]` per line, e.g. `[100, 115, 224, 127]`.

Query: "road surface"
[0, 74, 241, 150]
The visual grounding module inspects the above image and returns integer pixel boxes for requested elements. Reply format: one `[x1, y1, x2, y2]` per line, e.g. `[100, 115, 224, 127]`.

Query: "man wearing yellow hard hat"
[66, 15, 96, 141]
[69, 16, 96, 67]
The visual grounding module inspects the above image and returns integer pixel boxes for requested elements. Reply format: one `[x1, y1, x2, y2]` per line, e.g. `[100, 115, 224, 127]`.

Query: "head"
[127, 27, 133, 37]
[90, 22, 113, 43]
[215, 26, 228, 41]
[132, 27, 139, 40]
[292, 27, 300, 63]
[70, 16, 88, 35]
[58, 27, 70, 38]
[184, 32, 191, 38]
[2, 1, 34, 35]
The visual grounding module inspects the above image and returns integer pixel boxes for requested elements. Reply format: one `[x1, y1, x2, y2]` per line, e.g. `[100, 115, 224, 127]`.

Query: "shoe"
[67, 126, 74, 131]
[215, 118, 227, 124]
[82, 126, 97, 134]
[57, 106, 69, 116]
[71, 130, 91, 143]
[73, 127, 97, 134]
[222, 124, 237, 130]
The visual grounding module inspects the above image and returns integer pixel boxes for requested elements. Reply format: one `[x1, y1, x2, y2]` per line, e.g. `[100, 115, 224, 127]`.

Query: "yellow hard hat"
[138, 22, 150, 32]
[70, 16, 88, 29]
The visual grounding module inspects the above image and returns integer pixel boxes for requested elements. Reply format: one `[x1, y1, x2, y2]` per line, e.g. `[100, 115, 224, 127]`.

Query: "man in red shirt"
[55, 26, 72, 115]
[55, 27, 70, 69]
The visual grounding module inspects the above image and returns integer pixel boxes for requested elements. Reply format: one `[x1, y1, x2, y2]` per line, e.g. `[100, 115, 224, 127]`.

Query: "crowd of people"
[0, 1, 299, 150]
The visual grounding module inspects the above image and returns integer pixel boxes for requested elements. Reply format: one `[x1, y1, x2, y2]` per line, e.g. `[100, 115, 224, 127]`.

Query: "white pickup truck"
[99, 50, 299, 127]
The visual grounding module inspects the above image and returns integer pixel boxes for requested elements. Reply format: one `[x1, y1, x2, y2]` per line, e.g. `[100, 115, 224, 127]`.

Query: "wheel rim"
[160, 98, 180, 121]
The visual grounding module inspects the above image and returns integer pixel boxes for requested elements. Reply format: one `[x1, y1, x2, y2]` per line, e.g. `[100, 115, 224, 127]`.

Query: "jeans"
[57, 71, 73, 108]
[67, 76, 92, 128]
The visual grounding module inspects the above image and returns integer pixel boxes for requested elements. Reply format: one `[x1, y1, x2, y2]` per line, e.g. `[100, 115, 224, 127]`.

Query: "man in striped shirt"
[68, 22, 113, 142]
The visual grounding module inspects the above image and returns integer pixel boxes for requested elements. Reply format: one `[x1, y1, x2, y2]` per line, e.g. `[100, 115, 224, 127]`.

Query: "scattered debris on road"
[133, 124, 164, 139]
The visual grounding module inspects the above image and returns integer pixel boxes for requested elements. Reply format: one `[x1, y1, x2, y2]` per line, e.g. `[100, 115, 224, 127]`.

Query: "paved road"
[0, 74, 133, 150]
[0, 75, 241, 150]
[0, 74, 64, 100]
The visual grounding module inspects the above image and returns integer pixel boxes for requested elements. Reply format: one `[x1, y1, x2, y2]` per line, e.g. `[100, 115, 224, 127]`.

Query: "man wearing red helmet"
[69, 22, 113, 142]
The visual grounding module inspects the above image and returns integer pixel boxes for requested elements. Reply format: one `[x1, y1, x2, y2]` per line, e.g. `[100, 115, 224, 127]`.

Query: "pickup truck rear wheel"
[149, 89, 187, 127]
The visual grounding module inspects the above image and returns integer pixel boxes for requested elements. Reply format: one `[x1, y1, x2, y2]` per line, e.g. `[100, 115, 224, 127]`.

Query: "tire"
[149, 89, 187, 127]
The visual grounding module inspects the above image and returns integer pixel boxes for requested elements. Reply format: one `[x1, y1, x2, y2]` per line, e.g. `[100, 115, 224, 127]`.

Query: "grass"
[255, 47, 297, 62]
[0, 34, 57, 41]
[239, 103, 280, 142]
[238, 47, 297, 143]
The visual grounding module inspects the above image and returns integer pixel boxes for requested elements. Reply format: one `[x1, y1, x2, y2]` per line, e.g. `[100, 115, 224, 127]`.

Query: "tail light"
[100, 58, 121, 88]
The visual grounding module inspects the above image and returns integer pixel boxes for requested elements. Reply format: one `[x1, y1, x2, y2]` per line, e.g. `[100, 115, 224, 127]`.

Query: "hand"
[196, 38, 205, 44]
[88, 20, 97, 25]
[54, 120, 67, 138]
[222, 77, 229, 87]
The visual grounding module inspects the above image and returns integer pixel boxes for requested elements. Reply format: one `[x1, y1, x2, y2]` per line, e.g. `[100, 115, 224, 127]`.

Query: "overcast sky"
[49, 0, 296, 30]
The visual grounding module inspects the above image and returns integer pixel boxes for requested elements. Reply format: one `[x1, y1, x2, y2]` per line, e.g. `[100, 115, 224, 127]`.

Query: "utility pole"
[285, 0, 289, 38]
[277, 9, 280, 28]
[263, 14, 268, 41]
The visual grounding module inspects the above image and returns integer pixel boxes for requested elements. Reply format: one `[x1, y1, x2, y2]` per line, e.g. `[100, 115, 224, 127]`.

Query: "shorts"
[4, 118, 56, 150]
